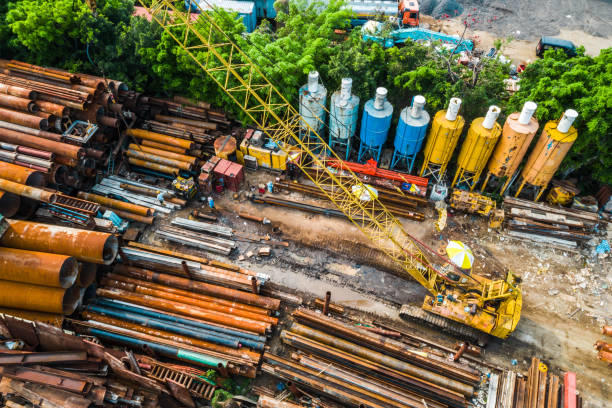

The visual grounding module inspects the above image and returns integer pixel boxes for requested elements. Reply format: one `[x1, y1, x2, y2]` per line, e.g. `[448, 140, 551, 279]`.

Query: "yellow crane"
[138, 0, 521, 342]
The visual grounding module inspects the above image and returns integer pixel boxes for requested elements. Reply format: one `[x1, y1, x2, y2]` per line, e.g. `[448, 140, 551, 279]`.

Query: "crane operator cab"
[398, 0, 420, 27]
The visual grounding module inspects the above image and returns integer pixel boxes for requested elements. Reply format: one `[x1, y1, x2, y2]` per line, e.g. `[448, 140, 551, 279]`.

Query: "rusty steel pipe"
[76, 263, 97, 288]
[257, 395, 302, 408]
[128, 143, 196, 164]
[126, 149, 192, 171]
[16, 146, 54, 160]
[36, 101, 69, 117]
[0, 161, 46, 187]
[323, 291, 331, 315]
[107, 271, 269, 316]
[82, 311, 261, 363]
[77, 192, 153, 217]
[0, 107, 47, 129]
[100, 206, 154, 224]
[0, 280, 79, 314]
[155, 114, 217, 130]
[0, 247, 78, 288]
[0, 127, 83, 158]
[127, 157, 180, 176]
[127, 128, 194, 150]
[0, 94, 37, 113]
[602, 326, 612, 337]
[1, 220, 118, 265]
[141, 139, 188, 154]
[0, 307, 64, 327]
[98, 116, 119, 128]
[101, 276, 275, 323]
[0, 120, 63, 141]
[96, 287, 270, 335]
[598, 350, 612, 363]
[114, 265, 280, 310]
[119, 184, 186, 206]
[594, 341, 612, 353]
[0, 84, 36, 99]
[453, 342, 468, 362]
[0, 178, 56, 203]
[0, 193, 20, 217]
[38, 94, 86, 111]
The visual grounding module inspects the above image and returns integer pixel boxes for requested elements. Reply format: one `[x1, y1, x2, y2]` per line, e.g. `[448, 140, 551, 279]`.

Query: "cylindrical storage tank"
[483, 101, 539, 193]
[516, 110, 578, 200]
[452, 106, 502, 190]
[419, 98, 464, 182]
[358, 87, 393, 163]
[299, 71, 327, 137]
[391, 95, 430, 172]
[329, 78, 359, 160]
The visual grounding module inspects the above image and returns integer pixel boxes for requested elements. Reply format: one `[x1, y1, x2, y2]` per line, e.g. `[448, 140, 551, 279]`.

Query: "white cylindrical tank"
[299, 71, 327, 136]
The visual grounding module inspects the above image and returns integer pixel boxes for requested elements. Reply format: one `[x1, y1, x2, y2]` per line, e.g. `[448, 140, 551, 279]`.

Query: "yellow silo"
[515, 109, 578, 201]
[481, 102, 539, 194]
[419, 98, 465, 183]
[451, 106, 502, 191]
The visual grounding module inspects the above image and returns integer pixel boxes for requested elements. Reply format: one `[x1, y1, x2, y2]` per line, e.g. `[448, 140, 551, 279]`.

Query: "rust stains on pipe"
[114, 265, 281, 310]
[126, 129, 194, 150]
[0, 107, 47, 129]
[0, 84, 36, 99]
[0, 120, 63, 141]
[0, 161, 45, 187]
[128, 144, 196, 164]
[0, 280, 79, 314]
[0, 94, 37, 113]
[96, 287, 271, 335]
[141, 139, 188, 154]
[0, 127, 83, 159]
[0, 307, 64, 327]
[126, 149, 192, 171]
[38, 94, 86, 111]
[127, 157, 179, 176]
[0, 178, 56, 203]
[77, 192, 153, 217]
[1, 220, 119, 265]
[36, 101, 69, 117]
[0, 247, 78, 288]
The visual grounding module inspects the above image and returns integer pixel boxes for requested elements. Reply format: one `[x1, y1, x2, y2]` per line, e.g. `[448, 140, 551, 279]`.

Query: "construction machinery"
[398, 0, 420, 27]
[139, 0, 522, 342]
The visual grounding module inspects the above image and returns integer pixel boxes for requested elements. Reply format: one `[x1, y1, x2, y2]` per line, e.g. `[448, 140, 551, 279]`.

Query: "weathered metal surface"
[0, 308, 63, 327]
[0, 178, 56, 203]
[1, 219, 118, 264]
[257, 396, 303, 408]
[0, 83, 36, 99]
[0, 127, 83, 158]
[76, 262, 97, 288]
[127, 128, 194, 149]
[0, 94, 37, 113]
[0, 192, 20, 217]
[141, 139, 188, 153]
[0, 366, 90, 393]
[126, 148, 192, 170]
[0, 120, 62, 141]
[0, 247, 77, 288]
[0, 280, 79, 314]
[0, 351, 87, 365]
[0, 107, 47, 129]
[128, 143, 196, 164]
[77, 191, 153, 216]
[128, 157, 179, 175]
[0, 377, 92, 408]
[166, 379, 196, 408]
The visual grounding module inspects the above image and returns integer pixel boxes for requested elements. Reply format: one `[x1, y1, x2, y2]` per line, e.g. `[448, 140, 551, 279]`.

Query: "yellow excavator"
[137, 0, 522, 343]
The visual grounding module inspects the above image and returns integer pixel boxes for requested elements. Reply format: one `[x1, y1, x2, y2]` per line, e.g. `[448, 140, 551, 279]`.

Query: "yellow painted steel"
[140, 0, 521, 339]
[451, 117, 501, 190]
[237, 138, 288, 170]
[515, 120, 578, 201]
[449, 189, 496, 216]
[419, 110, 464, 183]
[482, 112, 539, 193]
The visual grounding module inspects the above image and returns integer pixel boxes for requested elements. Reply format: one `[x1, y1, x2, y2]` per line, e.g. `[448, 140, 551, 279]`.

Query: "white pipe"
[445, 97, 461, 121]
[518, 101, 537, 125]
[482, 105, 501, 130]
[307, 71, 319, 93]
[411, 95, 426, 118]
[374, 87, 387, 110]
[557, 109, 578, 133]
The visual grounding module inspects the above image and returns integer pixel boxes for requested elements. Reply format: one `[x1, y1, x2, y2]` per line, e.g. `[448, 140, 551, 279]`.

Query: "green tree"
[508, 48, 612, 184]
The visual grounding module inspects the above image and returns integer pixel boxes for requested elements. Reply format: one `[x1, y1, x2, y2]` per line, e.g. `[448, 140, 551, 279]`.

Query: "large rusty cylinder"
[0, 107, 48, 129]
[141, 139, 188, 154]
[114, 265, 281, 310]
[126, 149, 192, 171]
[76, 262, 97, 288]
[0, 307, 63, 327]
[0, 94, 37, 113]
[107, 271, 269, 316]
[1, 220, 119, 265]
[0, 192, 20, 217]
[127, 157, 180, 176]
[128, 144, 196, 165]
[0, 280, 79, 314]
[0, 178, 56, 203]
[35, 101, 69, 117]
[0, 83, 37, 99]
[101, 276, 277, 324]
[0, 247, 78, 288]
[77, 192, 153, 217]
[96, 287, 271, 335]
[126, 128, 194, 150]
[0, 127, 83, 159]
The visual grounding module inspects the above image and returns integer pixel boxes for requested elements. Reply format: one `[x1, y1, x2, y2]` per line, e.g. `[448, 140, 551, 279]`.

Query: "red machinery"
[398, 0, 420, 27]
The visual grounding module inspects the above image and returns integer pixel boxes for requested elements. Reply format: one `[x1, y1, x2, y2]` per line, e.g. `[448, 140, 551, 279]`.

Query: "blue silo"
[329, 78, 359, 160]
[391, 95, 430, 172]
[358, 87, 393, 163]
[299, 71, 327, 140]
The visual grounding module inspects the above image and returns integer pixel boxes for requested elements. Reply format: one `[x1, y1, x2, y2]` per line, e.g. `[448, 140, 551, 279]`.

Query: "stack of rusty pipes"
[0, 219, 118, 324]
[77, 191, 155, 224]
[268, 308, 481, 408]
[0, 161, 49, 218]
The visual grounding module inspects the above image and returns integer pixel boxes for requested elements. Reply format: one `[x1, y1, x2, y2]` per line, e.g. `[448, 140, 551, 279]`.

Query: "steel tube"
[0, 83, 36, 99]
[0, 127, 82, 158]
[1, 219, 118, 265]
[16, 146, 53, 160]
[127, 128, 194, 149]
[0, 178, 56, 203]
[36, 101, 69, 117]
[0, 247, 77, 288]
[114, 265, 280, 310]
[0, 280, 79, 314]
[128, 157, 179, 175]
[76, 262, 97, 288]
[0, 107, 47, 129]
[0, 120, 62, 141]
[100, 206, 154, 224]
[0, 193, 20, 217]
[128, 144, 196, 164]
[119, 183, 186, 205]
[77, 191, 153, 216]
[155, 114, 217, 130]
[96, 287, 270, 334]
[37, 94, 86, 111]
[0, 161, 45, 186]
[141, 139, 188, 153]
[126, 148, 192, 170]
[0, 94, 37, 113]
[0, 307, 63, 326]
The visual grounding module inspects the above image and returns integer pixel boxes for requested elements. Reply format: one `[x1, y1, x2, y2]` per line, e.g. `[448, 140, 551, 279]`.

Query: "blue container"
[391, 95, 430, 172]
[358, 88, 393, 163]
[253, 0, 277, 18]
[329, 78, 359, 160]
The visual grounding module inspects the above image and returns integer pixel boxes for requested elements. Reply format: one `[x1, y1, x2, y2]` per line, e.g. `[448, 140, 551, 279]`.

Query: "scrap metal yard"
[0, 1, 610, 408]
